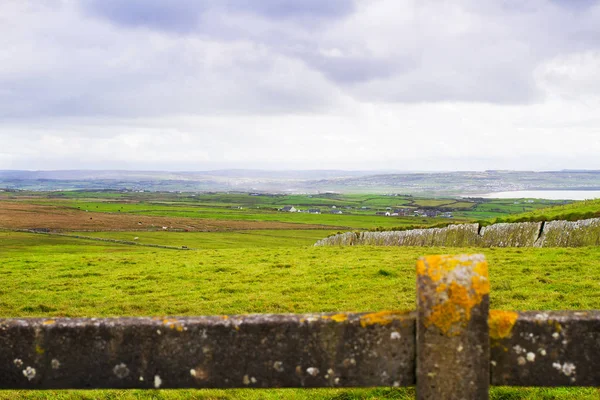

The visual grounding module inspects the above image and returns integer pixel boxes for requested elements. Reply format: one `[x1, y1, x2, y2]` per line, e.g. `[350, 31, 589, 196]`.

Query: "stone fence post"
[417, 254, 490, 399]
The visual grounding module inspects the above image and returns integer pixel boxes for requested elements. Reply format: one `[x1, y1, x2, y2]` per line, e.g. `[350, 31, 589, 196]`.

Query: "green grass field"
[67, 229, 336, 248]
[9, 190, 569, 229]
[493, 199, 600, 223]
[1, 230, 599, 399]
[1, 192, 599, 399]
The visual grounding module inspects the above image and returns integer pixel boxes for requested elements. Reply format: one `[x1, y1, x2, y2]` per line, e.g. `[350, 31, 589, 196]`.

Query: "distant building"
[281, 206, 297, 212]
[331, 210, 343, 214]
[308, 208, 321, 214]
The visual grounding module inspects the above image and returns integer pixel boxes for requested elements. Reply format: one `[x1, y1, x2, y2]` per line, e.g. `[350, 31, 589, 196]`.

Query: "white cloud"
[0, 0, 600, 171]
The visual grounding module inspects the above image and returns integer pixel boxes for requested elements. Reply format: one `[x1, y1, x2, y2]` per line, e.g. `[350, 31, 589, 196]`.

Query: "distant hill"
[1, 169, 600, 195]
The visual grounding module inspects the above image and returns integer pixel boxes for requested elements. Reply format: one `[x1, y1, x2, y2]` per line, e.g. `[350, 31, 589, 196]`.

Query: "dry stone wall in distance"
[314, 218, 600, 248]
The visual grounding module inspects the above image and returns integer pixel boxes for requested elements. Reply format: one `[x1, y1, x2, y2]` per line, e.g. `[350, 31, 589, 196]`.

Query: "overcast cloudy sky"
[1, 0, 600, 171]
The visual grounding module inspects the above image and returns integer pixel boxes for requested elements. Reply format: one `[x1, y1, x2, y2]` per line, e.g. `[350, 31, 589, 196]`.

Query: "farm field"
[494, 198, 600, 223]
[67, 229, 337, 249]
[0, 190, 569, 233]
[1, 191, 599, 399]
[1, 232, 599, 399]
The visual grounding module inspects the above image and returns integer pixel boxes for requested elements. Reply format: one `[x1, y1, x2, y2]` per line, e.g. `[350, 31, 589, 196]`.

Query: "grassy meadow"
[1, 191, 599, 399]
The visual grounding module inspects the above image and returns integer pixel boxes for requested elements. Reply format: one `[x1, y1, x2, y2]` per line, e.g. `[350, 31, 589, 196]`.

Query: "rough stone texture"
[429, 223, 481, 247]
[315, 218, 600, 249]
[0, 312, 415, 389]
[416, 254, 490, 399]
[315, 224, 481, 247]
[534, 218, 600, 247]
[320, 231, 360, 246]
[480, 222, 542, 247]
[490, 311, 600, 386]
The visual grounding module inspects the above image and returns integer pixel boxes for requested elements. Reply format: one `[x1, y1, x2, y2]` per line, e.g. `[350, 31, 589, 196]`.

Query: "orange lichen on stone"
[42, 319, 55, 325]
[163, 318, 184, 332]
[322, 313, 348, 323]
[417, 255, 460, 282]
[425, 281, 486, 335]
[488, 310, 519, 339]
[471, 274, 490, 299]
[419, 254, 489, 336]
[427, 302, 462, 334]
[359, 310, 409, 328]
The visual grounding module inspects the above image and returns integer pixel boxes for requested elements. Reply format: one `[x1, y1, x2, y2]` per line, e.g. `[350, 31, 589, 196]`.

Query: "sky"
[1, 0, 600, 171]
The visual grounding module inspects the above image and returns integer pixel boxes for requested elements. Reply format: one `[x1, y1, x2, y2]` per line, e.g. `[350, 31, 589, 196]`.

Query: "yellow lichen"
[418, 254, 482, 282]
[471, 274, 490, 298]
[488, 310, 519, 339]
[42, 319, 55, 325]
[163, 318, 184, 332]
[35, 345, 45, 355]
[473, 260, 488, 277]
[425, 281, 486, 335]
[419, 255, 489, 336]
[322, 313, 348, 323]
[436, 283, 448, 293]
[359, 310, 410, 328]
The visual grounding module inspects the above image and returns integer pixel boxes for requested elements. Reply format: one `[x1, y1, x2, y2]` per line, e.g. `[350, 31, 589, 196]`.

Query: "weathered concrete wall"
[535, 218, 600, 247]
[314, 218, 600, 248]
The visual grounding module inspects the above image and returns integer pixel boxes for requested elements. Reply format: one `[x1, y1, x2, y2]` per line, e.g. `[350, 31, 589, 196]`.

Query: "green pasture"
[495, 199, 600, 223]
[454, 199, 566, 220]
[12, 198, 446, 230]
[70, 229, 335, 249]
[0, 231, 146, 256]
[0, 192, 598, 399]
[7, 191, 577, 233]
[1, 231, 599, 399]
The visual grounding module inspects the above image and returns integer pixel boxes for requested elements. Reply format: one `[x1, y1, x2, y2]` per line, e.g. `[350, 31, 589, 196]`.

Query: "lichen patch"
[23, 366, 36, 381]
[359, 310, 409, 327]
[489, 310, 519, 339]
[418, 254, 489, 336]
[162, 318, 184, 332]
[322, 313, 348, 323]
[113, 363, 130, 379]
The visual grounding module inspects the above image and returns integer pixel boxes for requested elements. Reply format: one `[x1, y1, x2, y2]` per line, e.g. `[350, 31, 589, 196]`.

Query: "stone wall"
[535, 218, 600, 247]
[314, 218, 600, 248]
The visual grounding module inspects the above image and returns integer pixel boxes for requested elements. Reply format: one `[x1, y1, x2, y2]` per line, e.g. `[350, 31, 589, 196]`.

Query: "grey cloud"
[82, 0, 354, 33]
[82, 0, 206, 33]
[3, 0, 600, 123]
[231, 0, 355, 19]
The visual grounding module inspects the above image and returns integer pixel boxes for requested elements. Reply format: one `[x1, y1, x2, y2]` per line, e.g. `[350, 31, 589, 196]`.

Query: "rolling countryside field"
[1, 191, 599, 399]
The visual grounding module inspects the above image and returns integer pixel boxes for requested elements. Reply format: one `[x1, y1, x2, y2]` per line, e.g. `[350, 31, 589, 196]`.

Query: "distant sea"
[476, 190, 600, 200]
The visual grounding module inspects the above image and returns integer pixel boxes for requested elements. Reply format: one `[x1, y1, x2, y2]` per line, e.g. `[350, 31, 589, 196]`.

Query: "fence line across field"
[1, 254, 598, 399]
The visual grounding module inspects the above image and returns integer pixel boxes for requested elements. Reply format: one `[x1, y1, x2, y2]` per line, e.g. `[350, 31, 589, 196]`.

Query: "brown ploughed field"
[0, 201, 338, 232]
